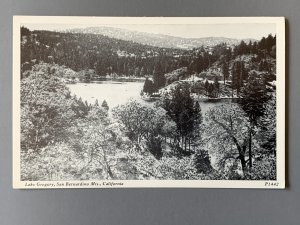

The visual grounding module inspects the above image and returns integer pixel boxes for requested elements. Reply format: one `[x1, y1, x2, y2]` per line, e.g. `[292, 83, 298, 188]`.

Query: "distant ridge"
[66, 26, 256, 50]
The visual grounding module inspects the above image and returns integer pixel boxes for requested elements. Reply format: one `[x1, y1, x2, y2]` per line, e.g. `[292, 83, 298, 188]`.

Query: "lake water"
[67, 81, 233, 115]
[67, 81, 145, 110]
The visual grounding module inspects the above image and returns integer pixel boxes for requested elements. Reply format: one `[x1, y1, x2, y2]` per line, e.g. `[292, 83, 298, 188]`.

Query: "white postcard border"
[13, 16, 285, 189]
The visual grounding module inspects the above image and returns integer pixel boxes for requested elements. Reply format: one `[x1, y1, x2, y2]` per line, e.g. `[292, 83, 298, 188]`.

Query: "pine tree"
[239, 40, 247, 55]
[192, 101, 203, 140]
[195, 55, 204, 73]
[21, 26, 31, 36]
[163, 84, 202, 152]
[77, 97, 88, 116]
[266, 34, 275, 52]
[143, 78, 155, 94]
[134, 67, 140, 77]
[101, 100, 109, 111]
[204, 79, 209, 96]
[232, 61, 247, 97]
[248, 41, 253, 54]
[95, 99, 99, 107]
[85, 100, 89, 108]
[208, 83, 214, 98]
[260, 37, 266, 49]
[214, 76, 220, 97]
[140, 66, 145, 77]
[252, 42, 258, 54]
[222, 61, 229, 84]
[240, 77, 269, 125]
[240, 76, 270, 170]
[153, 63, 166, 90]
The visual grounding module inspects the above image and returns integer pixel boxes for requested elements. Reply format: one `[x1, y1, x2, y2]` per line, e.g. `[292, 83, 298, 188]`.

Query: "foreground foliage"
[20, 43, 277, 180]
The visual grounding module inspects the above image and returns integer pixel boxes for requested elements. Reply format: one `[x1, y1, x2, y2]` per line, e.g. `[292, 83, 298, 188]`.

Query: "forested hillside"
[21, 27, 190, 78]
[67, 26, 255, 49]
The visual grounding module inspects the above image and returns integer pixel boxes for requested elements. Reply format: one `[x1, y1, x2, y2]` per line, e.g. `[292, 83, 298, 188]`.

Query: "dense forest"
[21, 27, 190, 77]
[20, 26, 277, 181]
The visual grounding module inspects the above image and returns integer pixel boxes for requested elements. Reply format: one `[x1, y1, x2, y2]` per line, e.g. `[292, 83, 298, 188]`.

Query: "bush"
[21, 143, 84, 181]
[251, 155, 276, 180]
[194, 150, 213, 174]
[145, 136, 163, 159]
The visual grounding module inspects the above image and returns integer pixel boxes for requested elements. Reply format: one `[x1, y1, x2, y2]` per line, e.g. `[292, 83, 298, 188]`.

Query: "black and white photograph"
[13, 16, 285, 188]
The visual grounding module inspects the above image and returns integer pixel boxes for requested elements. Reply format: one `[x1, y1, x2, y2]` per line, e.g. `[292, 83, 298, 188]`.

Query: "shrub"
[194, 150, 213, 174]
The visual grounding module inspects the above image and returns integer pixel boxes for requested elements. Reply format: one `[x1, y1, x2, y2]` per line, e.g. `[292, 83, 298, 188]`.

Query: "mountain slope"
[20, 28, 191, 77]
[67, 26, 256, 50]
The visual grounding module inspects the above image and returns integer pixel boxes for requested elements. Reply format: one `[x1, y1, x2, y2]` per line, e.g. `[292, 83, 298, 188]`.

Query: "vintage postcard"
[13, 16, 285, 189]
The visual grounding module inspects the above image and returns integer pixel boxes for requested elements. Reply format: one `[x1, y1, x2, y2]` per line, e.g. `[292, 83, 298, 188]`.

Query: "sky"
[23, 23, 276, 40]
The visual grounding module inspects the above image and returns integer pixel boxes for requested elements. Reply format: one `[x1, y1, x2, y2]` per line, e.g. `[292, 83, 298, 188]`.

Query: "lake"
[67, 81, 145, 110]
[67, 81, 233, 115]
